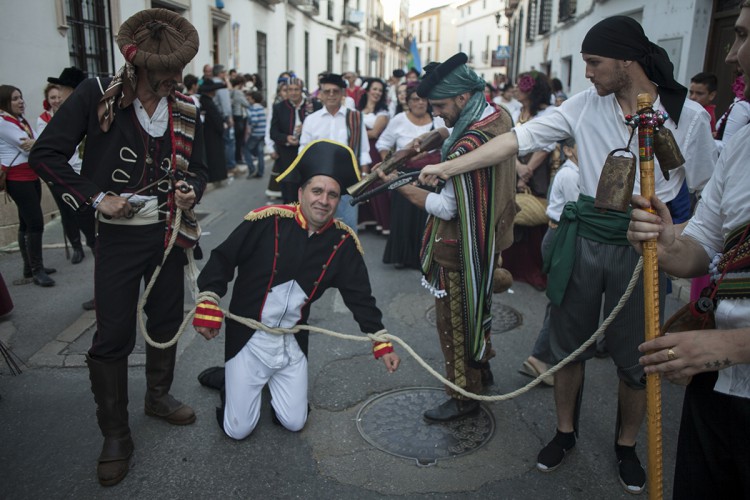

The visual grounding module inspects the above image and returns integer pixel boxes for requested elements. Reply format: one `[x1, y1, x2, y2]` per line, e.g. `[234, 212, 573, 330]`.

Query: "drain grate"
[425, 302, 522, 333]
[356, 387, 494, 466]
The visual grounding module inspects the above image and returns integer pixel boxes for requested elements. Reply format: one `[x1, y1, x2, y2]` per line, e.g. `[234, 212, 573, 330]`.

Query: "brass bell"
[653, 126, 685, 180]
[594, 147, 637, 213]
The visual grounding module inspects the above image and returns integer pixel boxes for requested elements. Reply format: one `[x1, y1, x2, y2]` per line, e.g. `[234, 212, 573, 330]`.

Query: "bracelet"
[91, 192, 106, 209]
[373, 341, 394, 359]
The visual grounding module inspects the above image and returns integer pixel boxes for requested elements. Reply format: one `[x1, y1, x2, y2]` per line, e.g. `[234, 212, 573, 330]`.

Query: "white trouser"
[223, 342, 308, 439]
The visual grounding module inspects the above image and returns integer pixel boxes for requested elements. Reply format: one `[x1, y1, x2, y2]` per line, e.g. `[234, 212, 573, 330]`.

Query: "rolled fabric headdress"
[116, 8, 199, 72]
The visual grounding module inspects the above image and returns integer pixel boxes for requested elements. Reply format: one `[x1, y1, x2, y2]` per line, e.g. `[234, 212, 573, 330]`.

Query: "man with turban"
[30, 8, 207, 486]
[418, 16, 717, 494]
[192, 140, 399, 440]
[387, 52, 516, 422]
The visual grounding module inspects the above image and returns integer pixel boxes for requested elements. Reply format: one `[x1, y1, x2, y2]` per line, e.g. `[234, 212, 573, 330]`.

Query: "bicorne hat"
[277, 140, 360, 190]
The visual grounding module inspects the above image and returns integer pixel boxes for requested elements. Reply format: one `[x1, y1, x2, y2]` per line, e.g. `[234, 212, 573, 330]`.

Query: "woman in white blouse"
[377, 83, 445, 269]
[505, 71, 556, 291]
[0, 85, 55, 286]
[357, 78, 391, 233]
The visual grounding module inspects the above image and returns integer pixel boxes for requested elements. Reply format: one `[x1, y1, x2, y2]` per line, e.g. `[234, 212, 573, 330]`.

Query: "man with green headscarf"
[391, 53, 516, 421]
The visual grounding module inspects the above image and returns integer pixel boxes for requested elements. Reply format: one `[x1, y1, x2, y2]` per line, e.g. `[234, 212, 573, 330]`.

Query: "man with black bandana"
[386, 53, 516, 422]
[418, 17, 716, 494]
[30, 9, 208, 487]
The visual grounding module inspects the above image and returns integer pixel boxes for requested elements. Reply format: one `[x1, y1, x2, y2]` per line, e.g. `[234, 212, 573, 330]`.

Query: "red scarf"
[39, 110, 53, 124]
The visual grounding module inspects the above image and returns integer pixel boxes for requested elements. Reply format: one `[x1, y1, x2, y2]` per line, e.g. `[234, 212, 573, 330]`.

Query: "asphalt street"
[0, 169, 688, 499]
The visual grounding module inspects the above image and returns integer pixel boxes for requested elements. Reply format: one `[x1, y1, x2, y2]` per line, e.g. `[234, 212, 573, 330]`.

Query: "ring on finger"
[667, 348, 677, 361]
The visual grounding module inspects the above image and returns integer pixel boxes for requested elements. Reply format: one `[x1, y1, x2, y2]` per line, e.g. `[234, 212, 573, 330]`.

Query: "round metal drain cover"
[356, 387, 495, 466]
[425, 302, 522, 333]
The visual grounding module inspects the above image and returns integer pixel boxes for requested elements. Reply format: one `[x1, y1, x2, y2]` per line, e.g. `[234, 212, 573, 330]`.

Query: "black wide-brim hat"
[319, 73, 347, 88]
[277, 140, 360, 190]
[198, 81, 226, 93]
[47, 67, 87, 88]
[117, 8, 199, 72]
[417, 52, 468, 98]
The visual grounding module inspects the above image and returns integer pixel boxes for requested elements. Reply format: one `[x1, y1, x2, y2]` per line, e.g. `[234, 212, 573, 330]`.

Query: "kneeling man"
[193, 140, 400, 439]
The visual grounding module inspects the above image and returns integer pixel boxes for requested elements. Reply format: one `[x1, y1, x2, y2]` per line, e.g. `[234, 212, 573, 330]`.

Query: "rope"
[137, 207, 645, 401]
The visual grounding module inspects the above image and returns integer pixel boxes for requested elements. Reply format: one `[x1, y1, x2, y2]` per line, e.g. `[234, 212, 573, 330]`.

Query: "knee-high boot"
[87, 355, 134, 486]
[144, 344, 196, 425]
[19, 230, 57, 280]
[25, 232, 55, 287]
[17, 230, 31, 279]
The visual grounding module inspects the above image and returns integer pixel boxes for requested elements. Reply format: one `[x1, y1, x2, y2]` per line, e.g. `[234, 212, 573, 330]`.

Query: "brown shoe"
[87, 355, 134, 486]
[97, 435, 134, 486]
[145, 393, 196, 425]
[144, 344, 196, 425]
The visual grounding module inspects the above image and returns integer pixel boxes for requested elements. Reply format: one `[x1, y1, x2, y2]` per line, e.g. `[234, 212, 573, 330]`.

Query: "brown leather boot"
[144, 345, 195, 425]
[87, 355, 134, 486]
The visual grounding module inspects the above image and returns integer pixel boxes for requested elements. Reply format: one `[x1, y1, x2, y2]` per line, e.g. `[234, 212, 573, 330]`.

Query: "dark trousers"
[673, 372, 750, 499]
[90, 222, 186, 361]
[6, 179, 44, 233]
[233, 115, 246, 163]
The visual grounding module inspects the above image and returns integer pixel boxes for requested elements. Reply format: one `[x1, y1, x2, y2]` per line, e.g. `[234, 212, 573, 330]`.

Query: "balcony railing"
[289, 0, 319, 15]
[345, 7, 364, 29]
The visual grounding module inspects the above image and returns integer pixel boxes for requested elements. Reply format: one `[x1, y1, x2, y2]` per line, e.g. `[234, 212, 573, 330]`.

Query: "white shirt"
[0, 113, 31, 167]
[424, 103, 496, 220]
[299, 105, 371, 166]
[682, 123, 750, 399]
[375, 112, 445, 152]
[512, 106, 558, 153]
[714, 98, 750, 154]
[133, 97, 169, 138]
[546, 158, 580, 222]
[362, 109, 389, 130]
[514, 86, 717, 201]
[494, 96, 521, 117]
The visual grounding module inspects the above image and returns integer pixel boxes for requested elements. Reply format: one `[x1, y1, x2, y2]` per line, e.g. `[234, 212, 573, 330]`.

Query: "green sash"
[543, 194, 631, 306]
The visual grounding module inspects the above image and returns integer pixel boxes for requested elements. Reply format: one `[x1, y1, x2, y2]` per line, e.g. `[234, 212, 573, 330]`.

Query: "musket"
[346, 129, 445, 198]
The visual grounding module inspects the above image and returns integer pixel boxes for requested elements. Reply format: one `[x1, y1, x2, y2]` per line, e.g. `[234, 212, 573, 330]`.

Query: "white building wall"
[411, 6, 459, 66]
[455, 0, 508, 81]
[0, 0, 406, 122]
[438, 7, 459, 61]
[510, 0, 713, 96]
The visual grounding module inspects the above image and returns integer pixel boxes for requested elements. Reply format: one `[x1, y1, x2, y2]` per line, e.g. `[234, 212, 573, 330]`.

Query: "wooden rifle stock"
[346, 129, 444, 196]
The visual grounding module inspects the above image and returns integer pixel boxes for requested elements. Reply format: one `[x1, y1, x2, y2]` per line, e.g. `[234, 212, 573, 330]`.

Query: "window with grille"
[558, 0, 576, 22]
[65, 0, 114, 77]
[538, 0, 552, 35]
[526, 0, 537, 41]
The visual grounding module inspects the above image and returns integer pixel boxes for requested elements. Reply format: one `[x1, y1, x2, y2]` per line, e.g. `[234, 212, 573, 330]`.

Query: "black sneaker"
[616, 443, 646, 495]
[537, 430, 576, 472]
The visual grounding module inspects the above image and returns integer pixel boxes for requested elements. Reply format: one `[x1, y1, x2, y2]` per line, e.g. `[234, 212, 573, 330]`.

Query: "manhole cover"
[425, 302, 522, 333]
[356, 387, 495, 466]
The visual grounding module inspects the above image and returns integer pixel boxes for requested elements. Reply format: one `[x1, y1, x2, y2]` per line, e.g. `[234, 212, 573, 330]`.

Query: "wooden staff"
[636, 92, 663, 500]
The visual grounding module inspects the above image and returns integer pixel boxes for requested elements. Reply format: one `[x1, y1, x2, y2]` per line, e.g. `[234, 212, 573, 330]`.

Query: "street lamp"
[495, 11, 502, 27]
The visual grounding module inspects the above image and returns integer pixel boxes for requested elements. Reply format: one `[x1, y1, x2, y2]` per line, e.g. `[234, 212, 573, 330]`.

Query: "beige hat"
[117, 8, 199, 72]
